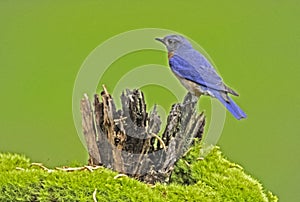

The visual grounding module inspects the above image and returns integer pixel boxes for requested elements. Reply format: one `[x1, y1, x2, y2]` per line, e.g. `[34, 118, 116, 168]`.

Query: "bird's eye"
[168, 39, 174, 44]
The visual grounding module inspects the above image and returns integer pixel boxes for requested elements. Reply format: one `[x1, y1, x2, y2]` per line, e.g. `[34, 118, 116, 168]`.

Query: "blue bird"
[155, 35, 247, 120]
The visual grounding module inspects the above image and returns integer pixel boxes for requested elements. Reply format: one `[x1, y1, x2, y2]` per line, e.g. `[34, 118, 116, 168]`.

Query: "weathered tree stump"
[80, 85, 205, 184]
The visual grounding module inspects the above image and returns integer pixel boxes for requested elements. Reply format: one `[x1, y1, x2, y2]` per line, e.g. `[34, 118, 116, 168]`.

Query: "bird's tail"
[213, 91, 247, 120]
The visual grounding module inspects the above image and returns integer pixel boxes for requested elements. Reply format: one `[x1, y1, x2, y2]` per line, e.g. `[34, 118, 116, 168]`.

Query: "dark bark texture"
[80, 86, 205, 184]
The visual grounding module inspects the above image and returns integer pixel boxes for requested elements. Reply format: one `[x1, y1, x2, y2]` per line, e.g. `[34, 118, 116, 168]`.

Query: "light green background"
[1, 1, 299, 201]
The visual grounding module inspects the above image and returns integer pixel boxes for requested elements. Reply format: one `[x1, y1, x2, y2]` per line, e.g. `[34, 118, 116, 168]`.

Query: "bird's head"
[155, 35, 192, 52]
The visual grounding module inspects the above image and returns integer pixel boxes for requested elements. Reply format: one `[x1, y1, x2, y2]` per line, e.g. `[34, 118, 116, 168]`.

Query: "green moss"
[0, 146, 278, 202]
[171, 141, 278, 201]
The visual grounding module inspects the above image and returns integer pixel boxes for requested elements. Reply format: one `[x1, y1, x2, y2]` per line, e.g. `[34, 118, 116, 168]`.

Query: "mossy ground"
[0, 143, 278, 202]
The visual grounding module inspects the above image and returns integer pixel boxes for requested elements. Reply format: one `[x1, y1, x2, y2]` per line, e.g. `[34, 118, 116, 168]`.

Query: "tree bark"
[80, 85, 205, 184]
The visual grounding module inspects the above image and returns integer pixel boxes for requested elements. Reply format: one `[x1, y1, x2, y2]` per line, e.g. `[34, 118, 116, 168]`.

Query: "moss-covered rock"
[0, 145, 277, 202]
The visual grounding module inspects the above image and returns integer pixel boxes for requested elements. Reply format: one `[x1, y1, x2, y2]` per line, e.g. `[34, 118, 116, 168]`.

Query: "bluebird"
[155, 35, 247, 120]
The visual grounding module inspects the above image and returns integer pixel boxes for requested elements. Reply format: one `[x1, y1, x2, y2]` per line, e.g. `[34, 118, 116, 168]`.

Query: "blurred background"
[1, 1, 299, 201]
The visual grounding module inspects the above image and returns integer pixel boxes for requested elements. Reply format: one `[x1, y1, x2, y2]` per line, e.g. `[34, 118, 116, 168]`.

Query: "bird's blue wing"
[169, 54, 226, 92]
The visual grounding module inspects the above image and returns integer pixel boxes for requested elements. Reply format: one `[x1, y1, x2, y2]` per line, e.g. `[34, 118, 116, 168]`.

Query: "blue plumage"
[169, 55, 224, 92]
[156, 35, 247, 120]
[212, 90, 247, 120]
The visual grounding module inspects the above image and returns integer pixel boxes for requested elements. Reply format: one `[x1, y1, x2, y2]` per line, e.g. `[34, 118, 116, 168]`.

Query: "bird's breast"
[168, 51, 174, 59]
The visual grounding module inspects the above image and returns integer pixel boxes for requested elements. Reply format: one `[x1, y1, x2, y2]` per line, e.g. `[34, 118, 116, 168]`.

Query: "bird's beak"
[155, 38, 165, 44]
